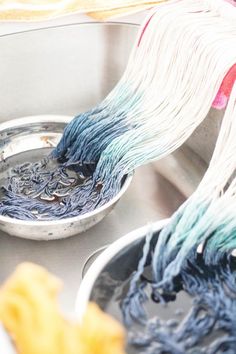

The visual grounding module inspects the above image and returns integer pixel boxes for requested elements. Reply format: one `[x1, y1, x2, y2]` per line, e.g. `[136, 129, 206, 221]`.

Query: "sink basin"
[0, 22, 220, 313]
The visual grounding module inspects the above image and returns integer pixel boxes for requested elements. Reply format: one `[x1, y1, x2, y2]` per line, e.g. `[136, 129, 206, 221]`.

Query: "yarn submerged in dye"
[0, 148, 99, 219]
[120, 237, 236, 354]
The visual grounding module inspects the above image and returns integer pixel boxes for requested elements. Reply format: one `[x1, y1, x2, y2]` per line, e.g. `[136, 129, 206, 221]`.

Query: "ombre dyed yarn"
[121, 86, 236, 352]
[1, 0, 236, 220]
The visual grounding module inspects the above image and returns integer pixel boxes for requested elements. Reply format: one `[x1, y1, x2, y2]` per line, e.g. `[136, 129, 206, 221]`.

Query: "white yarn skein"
[95, 0, 236, 185]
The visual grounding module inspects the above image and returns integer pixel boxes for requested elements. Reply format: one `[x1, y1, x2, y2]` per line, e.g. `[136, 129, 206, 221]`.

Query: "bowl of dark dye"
[76, 219, 236, 353]
[0, 115, 133, 240]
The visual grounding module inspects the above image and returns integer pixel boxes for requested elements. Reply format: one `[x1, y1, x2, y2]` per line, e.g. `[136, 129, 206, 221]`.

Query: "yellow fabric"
[0, 0, 167, 21]
[0, 263, 126, 354]
[88, 3, 157, 20]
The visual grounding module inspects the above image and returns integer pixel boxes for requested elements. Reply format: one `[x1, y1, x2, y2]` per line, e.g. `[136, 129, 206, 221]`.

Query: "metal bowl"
[0, 115, 133, 240]
[76, 219, 168, 318]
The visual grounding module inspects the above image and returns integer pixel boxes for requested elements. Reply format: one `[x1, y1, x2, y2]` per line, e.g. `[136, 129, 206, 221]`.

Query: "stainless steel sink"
[0, 23, 221, 314]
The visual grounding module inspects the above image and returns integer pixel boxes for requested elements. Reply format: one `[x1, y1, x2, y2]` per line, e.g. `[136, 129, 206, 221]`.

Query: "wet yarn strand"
[1, 0, 236, 220]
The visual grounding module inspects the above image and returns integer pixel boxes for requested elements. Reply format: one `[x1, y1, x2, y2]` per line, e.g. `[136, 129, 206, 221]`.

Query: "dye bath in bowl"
[0, 116, 133, 239]
[0, 148, 97, 220]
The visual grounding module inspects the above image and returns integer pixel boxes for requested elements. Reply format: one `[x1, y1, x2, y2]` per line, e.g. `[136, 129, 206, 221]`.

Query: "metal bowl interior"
[76, 219, 168, 318]
[0, 115, 133, 240]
